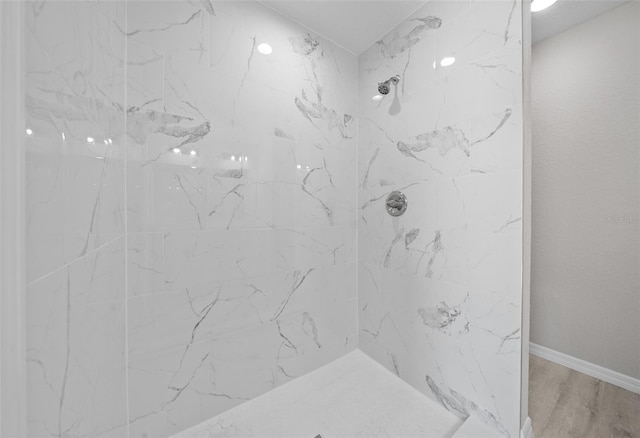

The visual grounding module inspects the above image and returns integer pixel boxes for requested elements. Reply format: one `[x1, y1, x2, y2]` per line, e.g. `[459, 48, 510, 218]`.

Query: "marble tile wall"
[24, 1, 128, 436]
[357, 1, 524, 437]
[125, 1, 358, 436]
[23, 1, 523, 437]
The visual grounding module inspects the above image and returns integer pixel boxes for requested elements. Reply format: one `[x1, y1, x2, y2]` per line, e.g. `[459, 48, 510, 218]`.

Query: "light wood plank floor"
[529, 355, 640, 438]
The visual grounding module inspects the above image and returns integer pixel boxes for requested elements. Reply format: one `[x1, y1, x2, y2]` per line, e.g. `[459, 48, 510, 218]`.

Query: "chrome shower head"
[377, 75, 400, 95]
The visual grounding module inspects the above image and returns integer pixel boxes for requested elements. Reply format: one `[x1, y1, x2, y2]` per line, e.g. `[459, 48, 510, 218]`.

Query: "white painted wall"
[531, 2, 640, 380]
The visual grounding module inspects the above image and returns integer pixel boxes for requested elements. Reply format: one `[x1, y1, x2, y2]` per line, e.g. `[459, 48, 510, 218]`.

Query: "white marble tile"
[128, 41, 165, 112]
[435, 227, 522, 294]
[27, 1, 522, 436]
[428, 43, 523, 128]
[357, 10, 442, 100]
[207, 1, 247, 73]
[25, 147, 66, 282]
[173, 350, 463, 438]
[126, 22, 359, 436]
[160, 229, 276, 287]
[127, 0, 211, 65]
[358, 264, 382, 322]
[359, 268, 522, 437]
[128, 340, 212, 438]
[160, 226, 355, 292]
[275, 332, 359, 384]
[126, 109, 211, 169]
[26, 1, 126, 104]
[25, 0, 126, 283]
[275, 298, 358, 363]
[24, 3, 128, 435]
[62, 152, 125, 257]
[129, 163, 208, 232]
[163, 51, 241, 126]
[357, 1, 523, 437]
[26, 238, 127, 438]
[435, 0, 522, 73]
[26, 139, 126, 280]
[359, 89, 520, 185]
[128, 232, 165, 296]
[359, 180, 439, 273]
[209, 2, 357, 116]
[126, 0, 361, 414]
[206, 138, 357, 229]
[358, 0, 521, 103]
[206, 175, 267, 229]
[467, 107, 523, 175]
[239, 2, 313, 97]
[358, 176, 522, 431]
[127, 263, 356, 355]
[128, 298, 358, 437]
[437, 171, 522, 232]
[23, 1, 525, 438]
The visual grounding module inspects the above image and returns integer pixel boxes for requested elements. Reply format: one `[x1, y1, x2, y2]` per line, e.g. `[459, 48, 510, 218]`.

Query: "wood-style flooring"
[529, 355, 640, 438]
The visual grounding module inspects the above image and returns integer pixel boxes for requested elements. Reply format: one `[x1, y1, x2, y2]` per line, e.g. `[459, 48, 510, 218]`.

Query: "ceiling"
[532, 0, 630, 44]
[261, 1, 427, 54]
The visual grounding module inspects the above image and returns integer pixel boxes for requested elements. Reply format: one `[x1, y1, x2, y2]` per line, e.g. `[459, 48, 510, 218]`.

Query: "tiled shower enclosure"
[22, 0, 525, 437]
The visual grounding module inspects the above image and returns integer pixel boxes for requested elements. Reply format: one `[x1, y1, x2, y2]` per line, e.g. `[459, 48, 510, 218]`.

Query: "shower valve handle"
[385, 191, 408, 217]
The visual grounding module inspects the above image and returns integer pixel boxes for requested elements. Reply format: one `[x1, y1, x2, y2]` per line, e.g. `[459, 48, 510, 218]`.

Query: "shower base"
[173, 350, 465, 438]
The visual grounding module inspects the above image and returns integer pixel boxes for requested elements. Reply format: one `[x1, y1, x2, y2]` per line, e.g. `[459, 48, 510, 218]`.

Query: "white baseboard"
[530, 343, 640, 395]
[520, 417, 533, 438]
